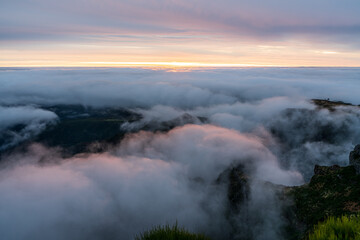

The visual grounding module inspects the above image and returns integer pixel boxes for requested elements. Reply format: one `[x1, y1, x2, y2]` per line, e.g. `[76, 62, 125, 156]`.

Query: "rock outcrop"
[349, 144, 360, 174]
[216, 165, 250, 211]
[223, 146, 360, 240]
[289, 164, 360, 233]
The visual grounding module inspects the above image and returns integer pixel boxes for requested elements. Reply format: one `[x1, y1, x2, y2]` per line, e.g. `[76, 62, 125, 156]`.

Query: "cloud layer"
[0, 67, 360, 239]
[0, 124, 303, 240]
[1, 68, 360, 107]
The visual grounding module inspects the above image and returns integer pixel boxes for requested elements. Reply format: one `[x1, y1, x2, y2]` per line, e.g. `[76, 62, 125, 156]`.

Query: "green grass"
[308, 215, 360, 240]
[135, 224, 211, 240]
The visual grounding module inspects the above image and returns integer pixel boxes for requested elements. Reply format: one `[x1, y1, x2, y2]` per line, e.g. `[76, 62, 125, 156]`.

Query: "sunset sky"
[1, 0, 360, 67]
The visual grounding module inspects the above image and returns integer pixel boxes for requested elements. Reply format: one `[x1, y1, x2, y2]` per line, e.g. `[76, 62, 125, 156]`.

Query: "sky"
[1, 0, 360, 67]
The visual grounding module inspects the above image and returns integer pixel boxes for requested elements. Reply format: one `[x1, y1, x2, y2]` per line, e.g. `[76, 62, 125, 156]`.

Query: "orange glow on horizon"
[1, 39, 360, 68]
[81, 62, 275, 67]
[1, 60, 359, 68]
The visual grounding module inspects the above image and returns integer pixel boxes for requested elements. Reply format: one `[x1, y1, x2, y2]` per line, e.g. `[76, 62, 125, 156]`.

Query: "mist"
[0, 67, 360, 240]
[0, 105, 58, 151]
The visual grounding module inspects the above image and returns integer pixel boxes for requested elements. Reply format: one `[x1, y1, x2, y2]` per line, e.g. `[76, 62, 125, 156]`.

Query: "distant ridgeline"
[0, 104, 207, 158]
[0, 105, 141, 158]
[312, 99, 360, 111]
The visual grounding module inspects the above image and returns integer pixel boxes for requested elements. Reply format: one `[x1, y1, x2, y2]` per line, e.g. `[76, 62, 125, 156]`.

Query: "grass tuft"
[308, 215, 360, 240]
[135, 223, 211, 240]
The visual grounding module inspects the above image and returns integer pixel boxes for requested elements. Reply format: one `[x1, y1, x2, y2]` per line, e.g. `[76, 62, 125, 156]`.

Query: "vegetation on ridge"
[290, 165, 360, 228]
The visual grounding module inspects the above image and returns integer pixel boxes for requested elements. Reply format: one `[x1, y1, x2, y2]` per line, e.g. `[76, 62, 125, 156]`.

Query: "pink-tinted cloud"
[1, 0, 360, 43]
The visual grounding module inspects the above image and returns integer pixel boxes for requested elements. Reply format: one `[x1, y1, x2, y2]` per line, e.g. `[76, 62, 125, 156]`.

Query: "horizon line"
[1, 61, 360, 68]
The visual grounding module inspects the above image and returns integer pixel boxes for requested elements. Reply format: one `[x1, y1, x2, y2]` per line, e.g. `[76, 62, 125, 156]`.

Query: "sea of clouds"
[0, 67, 359, 240]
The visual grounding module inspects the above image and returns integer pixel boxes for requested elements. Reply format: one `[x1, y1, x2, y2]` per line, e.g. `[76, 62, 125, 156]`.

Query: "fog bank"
[0, 67, 360, 239]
